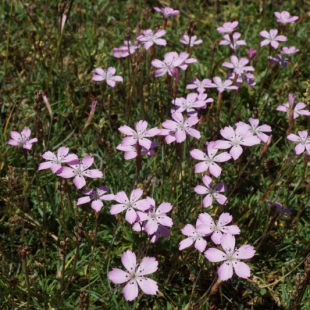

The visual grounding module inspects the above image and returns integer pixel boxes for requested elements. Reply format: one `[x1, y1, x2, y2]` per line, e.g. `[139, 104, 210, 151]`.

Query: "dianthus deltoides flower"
[38, 146, 78, 173]
[7, 128, 38, 150]
[287, 131, 310, 155]
[190, 141, 231, 177]
[196, 212, 240, 245]
[109, 188, 150, 224]
[151, 51, 197, 78]
[205, 234, 255, 281]
[92, 67, 123, 87]
[57, 156, 103, 189]
[108, 250, 158, 301]
[77, 186, 111, 212]
[118, 120, 160, 150]
[160, 112, 201, 143]
[214, 124, 261, 160]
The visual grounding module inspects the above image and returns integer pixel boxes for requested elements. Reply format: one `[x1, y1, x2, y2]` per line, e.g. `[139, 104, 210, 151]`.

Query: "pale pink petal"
[218, 261, 234, 281]
[233, 261, 251, 279]
[108, 268, 130, 284]
[77, 196, 91, 205]
[230, 145, 243, 160]
[195, 238, 207, 252]
[204, 248, 227, 262]
[125, 208, 137, 224]
[137, 257, 158, 275]
[122, 250, 137, 272]
[137, 277, 158, 295]
[38, 162, 53, 171]
[145, 219, 158, 235]
[110, 204, 126, 214]
[179, 238, 194, 250]
[123, 280, 139, 301]
[91, 200, 103, 212]
[235, 245, 256, 259]
[211, 231, 223, 244]
[73, 175, 86, 189]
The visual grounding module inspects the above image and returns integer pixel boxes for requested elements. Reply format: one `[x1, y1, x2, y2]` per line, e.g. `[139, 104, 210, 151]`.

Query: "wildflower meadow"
[1, 1, 310, 309]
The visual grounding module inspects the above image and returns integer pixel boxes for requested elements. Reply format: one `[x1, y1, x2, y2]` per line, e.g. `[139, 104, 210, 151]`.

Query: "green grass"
[1, 0, 310, 309]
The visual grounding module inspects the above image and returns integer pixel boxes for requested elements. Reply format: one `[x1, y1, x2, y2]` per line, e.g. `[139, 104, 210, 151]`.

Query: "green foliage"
[1, 0, 310, 309]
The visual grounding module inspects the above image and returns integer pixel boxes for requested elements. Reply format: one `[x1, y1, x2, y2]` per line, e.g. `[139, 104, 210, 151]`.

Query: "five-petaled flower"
[118, 120, 160, 150]
[153, 7, 180, 18]
[205, 77, 238, 93]
[186, 78, 212, 93]
[172, 92, 213, 115]
[196, 212, 240, 245]
[217, 21, 239, 34]
[92, 67, 123, 87]
[222, 56, 254, 75]
[260, 29, 287, 49]
[137, 29, 167, 50]
[268, 55, 290, 67]
[160, 112, 201, 143]
[151, 51, 197, 78]
[287, 131, 310, 155]
[38, 147, 78, 173]
[190, 141, 231, 177]
[77, 186, 111, 212]
[219, 32, 246, 50]
[194, 176, 227, 208]
[108, 250, 158, 301]
[237, 118, 272, 143]
[276, 95, 310, 119]
[214, 124, 261, 160]
[109, 189, 150, 224]
[281, 46, 299, 55]
[136, 197, 173, 235]
[57, 155, 103, 189]
[7, 128, 38, 150]
[179, 221, 207, 252]
[274, 11, 299, 24]
[180, 34, 202, 47]
[204, 234, 255, 281]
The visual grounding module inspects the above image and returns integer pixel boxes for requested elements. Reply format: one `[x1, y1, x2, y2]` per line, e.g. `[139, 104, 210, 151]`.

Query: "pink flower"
[118, 120, 160, 150]
[57, 156, 103, 189]
[172, 92, 213, 115]
[153, 7, 180, 18]
[266, 200, 292, 217]
[116, 142, 158, 160]
[92, 67, 123, 87]
[227, 72, 256, 87]
[276, 95, 310, 119]
[38, 147, 78, 173]
[274, 11, 298, 24]
[222, 56, 254, 75]
[109, 189, 150, 224]
[248, 48, 257, 60]
[268, 55, 290, 67]
[214, 124, 261, 160]
[217, 21, 239, 34]
[205, 77, 238, 93]
[136, 197, 173, 235]
[219, 32, 246, 50]
[204, 234, 255, 281]
[287, 131, 310, 155]
[180, 34, 202, 47]
[108, 250, 158, 301]
[77, 186, 111, 212]
[113, 40, 139, 58]
[179, 222, 207, 252]
[196, 212, 240, 244]
[7, 128, 38, 150]
[260, 29, 287, 49]
[186, 78, 212, 93]
[194, 175, 227, 208]
[281, 46, 299, 55]
[160, 112, 201, 144]
[151, 51, 197, 78]
[136, 29, 166, 50]
[190, 141, 231, 177]
[238, 118, 272, 143]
